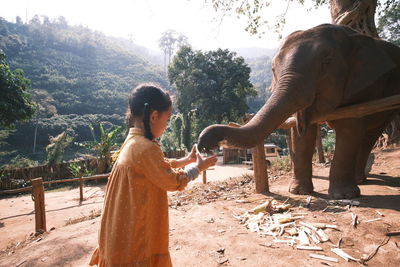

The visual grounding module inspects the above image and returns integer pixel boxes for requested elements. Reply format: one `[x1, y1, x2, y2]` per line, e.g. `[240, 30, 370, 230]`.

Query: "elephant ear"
[344, 35, 396, 100]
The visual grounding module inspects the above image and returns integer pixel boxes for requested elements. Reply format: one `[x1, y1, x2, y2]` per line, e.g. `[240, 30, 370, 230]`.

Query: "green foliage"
[322, 131, 336, 153]
[1, 154, 39, 169]
[77, 122, 124, 172]
[168, 46, 256, 148]
[266, 129, 288, 150]
[68, 162, 93, 177]
[0, 16, 171, 165]
[206, 0, 317, 37]
[207, 0, 272, 36]
[88, 122, 124, 161]
[46, 129, 75, 165]
[32, 89, 57, 118]
[0, 128, 14, 148]
[377, 1, 400, 46]
[207, 0, 394, 40]
[270, 155, 291, 172]
[159, 30, 188, 71]
[0, 17, 168, 116]
[159, 113, 185, 152]
[0, 50, 35, 127]
[0, 129, 18, 166]
[7, 113, 126, 149]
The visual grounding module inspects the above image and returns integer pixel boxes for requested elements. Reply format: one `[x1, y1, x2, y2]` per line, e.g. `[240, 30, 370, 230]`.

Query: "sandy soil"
[0, 148, 399, 267]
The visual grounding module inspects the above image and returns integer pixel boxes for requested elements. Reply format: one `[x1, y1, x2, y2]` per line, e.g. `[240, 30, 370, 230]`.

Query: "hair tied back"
[143, 102, 153, 140]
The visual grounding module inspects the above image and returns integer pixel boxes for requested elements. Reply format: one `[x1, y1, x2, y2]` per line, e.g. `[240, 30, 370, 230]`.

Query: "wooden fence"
[164, 149, 186, 158]
[0, 150, 186, 191]
[0, 159, 93, 191]
[0, 149, 193, 233]
[0, 174, 109, 233]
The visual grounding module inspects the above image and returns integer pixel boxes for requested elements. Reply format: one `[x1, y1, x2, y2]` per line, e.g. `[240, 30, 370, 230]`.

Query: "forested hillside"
[0, 16, 168, 115]
[0, 16, 170, 162]
[0, 16, 274, 166]
[246, 55, 273, 114]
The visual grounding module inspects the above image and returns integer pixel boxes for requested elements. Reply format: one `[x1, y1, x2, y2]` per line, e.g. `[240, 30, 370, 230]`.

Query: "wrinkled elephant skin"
[198, 24, 400, 199]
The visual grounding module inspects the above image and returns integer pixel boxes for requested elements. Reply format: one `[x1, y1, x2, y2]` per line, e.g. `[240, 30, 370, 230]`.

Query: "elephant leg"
[289, 123, 317, 195]
[328, 119, 364, 199]
[354, 133, 379, 184]
[355, 113, 395, 184]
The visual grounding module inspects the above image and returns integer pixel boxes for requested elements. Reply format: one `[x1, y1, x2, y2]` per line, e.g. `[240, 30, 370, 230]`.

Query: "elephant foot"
[328, 183, 360, 199]
[289, 179, 313, 195]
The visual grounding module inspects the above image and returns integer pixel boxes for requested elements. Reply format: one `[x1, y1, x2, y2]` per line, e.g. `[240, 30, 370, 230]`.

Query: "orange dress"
[89, 128, 190, 267]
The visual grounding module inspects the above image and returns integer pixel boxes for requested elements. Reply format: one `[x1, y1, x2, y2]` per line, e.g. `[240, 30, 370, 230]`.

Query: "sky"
[1, 0, 331, 51]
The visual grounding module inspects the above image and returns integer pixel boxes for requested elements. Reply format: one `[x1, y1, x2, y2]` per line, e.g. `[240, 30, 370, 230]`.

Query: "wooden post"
[315, 126, 326, 163]
[31, 178, 46, 233]
[252, 143, 269, 193]
[236, 115, 269, 193]
[202, 171, 207, 184]
[79, 176, 83, 202]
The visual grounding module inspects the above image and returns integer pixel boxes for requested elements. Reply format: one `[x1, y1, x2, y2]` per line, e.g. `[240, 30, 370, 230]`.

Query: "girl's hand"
[196, 153, 217, 172]
[187, 145, 197, 163]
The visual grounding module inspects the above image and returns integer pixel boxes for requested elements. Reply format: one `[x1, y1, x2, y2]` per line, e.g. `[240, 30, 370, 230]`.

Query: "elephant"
[197, 24, 400, 199]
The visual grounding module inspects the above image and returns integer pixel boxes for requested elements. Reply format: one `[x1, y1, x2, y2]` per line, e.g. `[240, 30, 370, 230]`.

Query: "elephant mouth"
[196, 144, 217, 155]
[201, 140, 249, 156]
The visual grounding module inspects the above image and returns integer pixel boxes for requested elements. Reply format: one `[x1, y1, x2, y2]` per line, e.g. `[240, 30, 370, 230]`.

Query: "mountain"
[110, 36, 164, 66]
[0, 16, 172, 157]
[0, 16, 169, 116]
[232, 47, 277, 59]
[0, 16, 275, 162]
[245, 55, 273, 113]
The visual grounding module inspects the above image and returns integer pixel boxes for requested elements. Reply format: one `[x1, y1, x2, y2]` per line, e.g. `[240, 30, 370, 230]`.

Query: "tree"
[168, 46, 256, 149]
[159, 113, 184, 152]
[207, 0, 396, 39]
[31, 89, 58, 153]
[158, 30, 189, 72]
[207, 0, 399, 147]
[0, 17, 167, 117]
[377, 1, 400, 45]
[0, 51, 35, 128]
[15, 16, 23, 25]
[46, 129, 74, 165]
[29, 15, 41, 26]
[85, 122, 124, 173]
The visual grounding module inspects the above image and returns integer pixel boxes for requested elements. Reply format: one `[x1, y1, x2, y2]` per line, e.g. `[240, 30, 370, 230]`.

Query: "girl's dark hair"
[128, 83, 172, 140]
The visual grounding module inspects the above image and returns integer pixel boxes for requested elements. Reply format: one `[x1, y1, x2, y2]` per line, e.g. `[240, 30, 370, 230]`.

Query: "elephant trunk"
[218, 73, 314, 148]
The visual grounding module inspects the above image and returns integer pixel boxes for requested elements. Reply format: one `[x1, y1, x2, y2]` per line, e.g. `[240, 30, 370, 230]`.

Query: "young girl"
[89, 83, 217, 266]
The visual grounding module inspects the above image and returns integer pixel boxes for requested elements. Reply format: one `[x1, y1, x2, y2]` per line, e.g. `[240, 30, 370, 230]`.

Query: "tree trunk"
[331, 0, 400, 147]
[182, 112, 192, 150]
[33, 117, 39, 153]
[330, 0, 378, 37]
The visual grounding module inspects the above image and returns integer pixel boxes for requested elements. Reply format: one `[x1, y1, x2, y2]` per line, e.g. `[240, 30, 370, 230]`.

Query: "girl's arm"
[139, 145, 194, 191]
[140, 144, 216, 192]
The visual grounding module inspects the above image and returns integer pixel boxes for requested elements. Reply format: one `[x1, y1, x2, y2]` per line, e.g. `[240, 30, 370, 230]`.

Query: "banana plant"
[78, 122, 123, 173]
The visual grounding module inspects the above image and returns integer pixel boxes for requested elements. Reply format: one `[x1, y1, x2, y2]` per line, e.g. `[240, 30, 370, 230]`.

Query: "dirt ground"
[0, 148, 399, 267]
